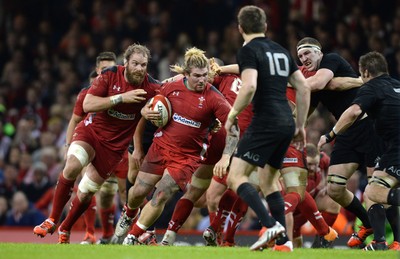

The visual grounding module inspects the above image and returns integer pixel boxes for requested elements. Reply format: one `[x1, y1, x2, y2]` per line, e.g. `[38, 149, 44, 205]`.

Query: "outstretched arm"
[318, 104, 362, 149]
[289, 70, 311, 150]
[306, 68, 334, 91]
[210, 58, 239, 75]
[326, 77, 363, 91]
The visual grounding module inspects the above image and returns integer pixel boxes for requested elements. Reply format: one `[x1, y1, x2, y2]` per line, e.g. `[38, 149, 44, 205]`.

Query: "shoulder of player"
[206, 84, 224, 96]
[159, 79, 183, 94]
[96, 65, 121, 82]
[77, 87, 90, 97]
[366, 75, 398, 90]
[322, 52, 343, 61]
[377, 74, 400, 86]
[80, 85, 90, 92]
[147, 74, 162, 85]
[101, 65, 119, 75]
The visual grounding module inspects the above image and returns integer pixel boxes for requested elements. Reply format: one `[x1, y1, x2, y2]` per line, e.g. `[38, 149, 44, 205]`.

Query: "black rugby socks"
[344, 196, 371, 228]
[368, 204, 387, 243]
[237, 183, 275, 227]
[387, 188, 400, 206]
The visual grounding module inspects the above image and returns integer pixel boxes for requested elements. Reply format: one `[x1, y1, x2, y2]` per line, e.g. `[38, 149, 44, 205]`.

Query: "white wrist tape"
[110, 94, 123, 105]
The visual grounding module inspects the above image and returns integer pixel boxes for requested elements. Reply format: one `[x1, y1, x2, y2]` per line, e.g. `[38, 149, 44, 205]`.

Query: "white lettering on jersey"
[172, 113, 201, 128]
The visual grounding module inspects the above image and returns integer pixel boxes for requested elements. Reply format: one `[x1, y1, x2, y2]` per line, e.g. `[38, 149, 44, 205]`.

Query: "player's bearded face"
[125, 54, 148, 85]
[126, 66, 146, 85]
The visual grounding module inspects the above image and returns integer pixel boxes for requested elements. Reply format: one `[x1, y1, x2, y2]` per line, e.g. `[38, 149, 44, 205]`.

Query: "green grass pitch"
[0, 243, 398, 259]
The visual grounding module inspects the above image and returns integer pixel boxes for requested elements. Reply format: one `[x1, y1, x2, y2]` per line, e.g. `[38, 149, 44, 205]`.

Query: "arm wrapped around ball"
[142, 94, 172, 127]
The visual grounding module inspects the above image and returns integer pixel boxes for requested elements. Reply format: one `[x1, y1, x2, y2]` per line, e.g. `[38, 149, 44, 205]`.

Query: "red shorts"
[202, 129, 225, 165]
[281, 145, 307, 169]
[73, 125, 125, 179]
[140, 142, 201, 191]
[113, 150, 128, 179]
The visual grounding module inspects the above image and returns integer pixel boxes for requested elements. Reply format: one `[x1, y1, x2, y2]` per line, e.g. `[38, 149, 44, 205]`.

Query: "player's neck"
[183, 77, 194, 91]
[243, 33, 265, 44]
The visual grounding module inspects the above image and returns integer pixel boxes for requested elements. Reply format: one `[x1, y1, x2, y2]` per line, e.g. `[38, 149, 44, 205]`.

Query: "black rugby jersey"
[237, 37, 298, 124]
[310, 53, 358, 120]
[353, 74, 400, 143]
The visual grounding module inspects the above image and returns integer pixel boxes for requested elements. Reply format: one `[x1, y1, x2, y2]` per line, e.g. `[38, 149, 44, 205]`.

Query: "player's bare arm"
[306, 68, 334, 91]
[326, 77, 363, 91]
[318, 104, 362, 150]
[83, 89, 148, 113]
[131, 117, 147, 169]
[140, 102, 162, 121]
[214, 119, 240, 178]
[216, 63, 239, 75]
[289, 70, 311, 150]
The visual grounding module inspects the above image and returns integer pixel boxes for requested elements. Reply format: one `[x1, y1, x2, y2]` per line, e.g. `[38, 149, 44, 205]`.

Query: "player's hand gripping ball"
[148, 94, 172, 127]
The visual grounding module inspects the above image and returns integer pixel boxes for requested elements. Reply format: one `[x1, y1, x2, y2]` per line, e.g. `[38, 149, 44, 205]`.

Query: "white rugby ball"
[148, 94, 172, 127]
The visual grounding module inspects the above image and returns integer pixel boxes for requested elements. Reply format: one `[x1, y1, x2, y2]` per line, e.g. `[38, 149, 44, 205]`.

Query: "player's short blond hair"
[170, 47, 209, 75]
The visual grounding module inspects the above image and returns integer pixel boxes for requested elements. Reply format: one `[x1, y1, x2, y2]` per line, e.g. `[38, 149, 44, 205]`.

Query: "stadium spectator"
[0, 195, 8, 225]
[20, 162, 52, 204]
[5, 191, 46, 226]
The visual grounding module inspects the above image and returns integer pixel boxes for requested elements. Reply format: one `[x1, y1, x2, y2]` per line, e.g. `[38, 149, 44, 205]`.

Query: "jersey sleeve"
[73, 89, 87, 117]
[352, 84, 377, 112]
[87, 73, 110, 97]
[237, 46, 257, 73]
[210, 86, 231, 124]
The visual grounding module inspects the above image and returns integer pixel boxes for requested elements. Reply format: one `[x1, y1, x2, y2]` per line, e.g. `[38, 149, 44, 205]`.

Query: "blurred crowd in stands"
[0, 0, 399, 233]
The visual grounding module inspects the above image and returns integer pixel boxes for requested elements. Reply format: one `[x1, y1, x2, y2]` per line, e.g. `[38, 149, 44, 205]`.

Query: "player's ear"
[363, 69, 369, 78]
[238, 24, 243, 34]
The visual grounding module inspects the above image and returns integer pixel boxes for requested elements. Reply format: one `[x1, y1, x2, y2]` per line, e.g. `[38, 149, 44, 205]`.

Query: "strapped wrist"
[324, 129, 337, 143]
[110, 94, 123, 105]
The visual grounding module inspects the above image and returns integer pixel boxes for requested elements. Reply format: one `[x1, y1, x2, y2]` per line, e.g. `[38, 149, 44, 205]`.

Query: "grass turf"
[0, 243, 398, 259]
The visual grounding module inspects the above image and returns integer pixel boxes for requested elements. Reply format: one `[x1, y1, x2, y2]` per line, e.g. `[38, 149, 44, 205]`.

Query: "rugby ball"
[148, 94, 172, 127]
